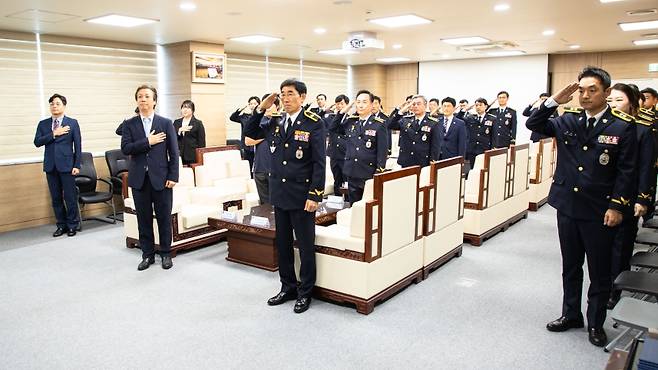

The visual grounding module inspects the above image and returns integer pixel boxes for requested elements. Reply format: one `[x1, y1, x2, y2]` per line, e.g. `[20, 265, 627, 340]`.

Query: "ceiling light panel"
[368, 14, 432, 28]
[85, 14, 157, 27]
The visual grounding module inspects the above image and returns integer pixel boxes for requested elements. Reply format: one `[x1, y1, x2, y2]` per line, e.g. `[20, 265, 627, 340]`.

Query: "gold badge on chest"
[599, 153, 609, 165]
[296, 147, 304, 159]
[421, 134, 427, 142]
[365, 140, 372, 149]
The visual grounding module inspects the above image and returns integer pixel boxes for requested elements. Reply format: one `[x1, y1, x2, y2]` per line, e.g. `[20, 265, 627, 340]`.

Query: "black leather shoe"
[588, 327, 607, 347]
[161, 256, 173, 270]
[137, 256, 155, 271]
[267, 291, 298, 306]
[67, 229, 76, 237]
[53, 228, 67, 237]
[607, 294, 621, 310]
[546, 316, 585, 332]
[293, 297, 312, 314]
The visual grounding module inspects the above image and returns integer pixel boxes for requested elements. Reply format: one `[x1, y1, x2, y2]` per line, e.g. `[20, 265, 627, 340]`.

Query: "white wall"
[419, 54, 549, 143]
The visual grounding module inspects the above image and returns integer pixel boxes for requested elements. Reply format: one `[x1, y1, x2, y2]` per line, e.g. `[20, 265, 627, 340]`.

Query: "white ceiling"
[1, 0, 657, 65]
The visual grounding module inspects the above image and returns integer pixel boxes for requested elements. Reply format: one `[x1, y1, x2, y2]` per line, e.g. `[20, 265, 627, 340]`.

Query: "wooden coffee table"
[208, 202, 348, 271]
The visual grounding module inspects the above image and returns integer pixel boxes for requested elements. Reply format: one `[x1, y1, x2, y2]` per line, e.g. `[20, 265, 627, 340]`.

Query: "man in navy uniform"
[245, 79, 325, 314]
[489, 91, 517, 148]
[456, 99, 470, 120]
[439, 97, 468, 160]
[372, 95, 391, 154]
[526, 66, 637, 347]
[325, 94, 349, 196]
[387, 95, 443, 168]
[34, 93, 82, 237]
[330, 90, 387, 203]
[464, 98, 495, 167]
[524, 93, 558, 142]
[121, 85, 179, 271]
[309, 93, 331, 119]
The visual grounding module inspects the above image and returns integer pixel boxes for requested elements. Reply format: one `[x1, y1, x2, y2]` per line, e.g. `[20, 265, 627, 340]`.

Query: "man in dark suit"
[325, 95, 349, 196]
[173, 100, 206, 165]
[526, 67, 637, 347]
[524, 93, 558, 142]
[456, 99, 470, 121]
[34, 93, 82, 237]
[387, 95, 443, 168]
[245, 79, 325, 314]
[121, 85, 179, 271]
[439, 97, 468, 160]
[489, 91, 517, 148]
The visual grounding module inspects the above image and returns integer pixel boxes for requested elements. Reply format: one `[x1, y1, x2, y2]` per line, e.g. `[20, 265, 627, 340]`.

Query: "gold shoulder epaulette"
[304, 110, 320, 122]
[373, 116, 385, 123]
[349, 114, 359, 120]
[270, 113, 282, 117]
[639, 107, 656, 117]
[611, 108, 633, 122]
[427, 116, 439, 122]
[563, 107, 583, 114]
[638, 112, 654, 122]
[636, 117, 652, 127]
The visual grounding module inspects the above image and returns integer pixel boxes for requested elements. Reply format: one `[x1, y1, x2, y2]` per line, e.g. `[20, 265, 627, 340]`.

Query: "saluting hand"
[340, 100, 354, 115]
[258, 92, 279, 112]
[148, 130, 166, 145]
[304, 199, 318, 213]
[604, 209, 623, 227]
[398, 100, 413, 114]
[552, 82, 580, 105]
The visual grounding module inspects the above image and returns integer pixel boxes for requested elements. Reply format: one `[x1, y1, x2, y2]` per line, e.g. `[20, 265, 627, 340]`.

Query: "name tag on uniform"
[597, 135, 619, 145]
[484, 120, 493, 126]
[505, 113, 512, 118]
[365, 129, 377, 136]
[421, 126, 431, 132]
[294, 130, 310, 142]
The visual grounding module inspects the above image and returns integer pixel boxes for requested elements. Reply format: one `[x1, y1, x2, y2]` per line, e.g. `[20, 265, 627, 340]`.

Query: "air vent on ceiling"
[626, 8, 657, 16]
[459, 41, 518, 53]
[6, 9, 78, 23]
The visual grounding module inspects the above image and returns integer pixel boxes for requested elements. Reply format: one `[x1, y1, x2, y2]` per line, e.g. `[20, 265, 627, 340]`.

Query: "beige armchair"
[528, 138, 555, 211]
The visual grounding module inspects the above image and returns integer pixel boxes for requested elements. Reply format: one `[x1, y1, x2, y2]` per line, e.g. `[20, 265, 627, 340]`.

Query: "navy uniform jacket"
[121, 114, 180, 191]
[633, 116, 656, 209]
[325, 113, 347, 160]
[330, 113, 387, 179]
[489, 107, 517, 147]
[440, 116, 468, 159]
[387, 109, 443, 167]
[526, 104, 637, 220]
[464, 113, 495, 156]
[229, 109, 253, 152]
[244, 109, 326, 210]
[34, 116, 82, 173]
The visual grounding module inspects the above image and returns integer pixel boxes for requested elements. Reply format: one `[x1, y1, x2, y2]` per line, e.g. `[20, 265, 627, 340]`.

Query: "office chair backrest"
[75, 152, 98, 194]
[105, 149, 128, 177]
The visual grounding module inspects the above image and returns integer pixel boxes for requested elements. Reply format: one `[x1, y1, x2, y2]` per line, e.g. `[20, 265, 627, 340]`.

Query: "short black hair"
[135, 84, 157, 102]
[356, 89, 374, 103]
[180, 99, 195, 112]
[539, 92, 550, 98]
[429, 98, 440, 105]
[577, 66, 611, 90]
[335, 94, 349, 104]
[49, 93, 67, 105]
[475, 97, 488, 106]
[280, 78, 307, 95]
[373, 95, 382, 104]
[442, 97, 457, 107]
[248, 96, 261, 104]
[405, 95, 414, 101]
[497, 91, 509, 98]
[459, 99, 468, 104]
[641, 87, 658, 99]
[316, 93, 327, 100]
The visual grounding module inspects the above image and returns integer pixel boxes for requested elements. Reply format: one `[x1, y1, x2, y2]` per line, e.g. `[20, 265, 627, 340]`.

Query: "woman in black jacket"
[173, 100, 206, 165]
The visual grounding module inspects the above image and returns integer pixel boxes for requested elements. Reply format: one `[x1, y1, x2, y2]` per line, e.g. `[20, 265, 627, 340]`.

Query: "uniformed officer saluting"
[464, 98, 495, 167]
[489, 91, 517, 148]
[330, 89, 387, 203]
[244, 79, 326, 314]
[387, 95, 443, 168]
[526, 66, 637, 347]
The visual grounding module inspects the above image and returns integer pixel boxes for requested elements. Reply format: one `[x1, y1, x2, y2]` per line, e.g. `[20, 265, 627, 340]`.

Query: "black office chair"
[75, 152, 115, 230]
[105, 149, 129, 221]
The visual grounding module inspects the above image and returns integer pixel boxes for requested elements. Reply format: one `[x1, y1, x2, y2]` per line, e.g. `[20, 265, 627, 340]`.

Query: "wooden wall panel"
[385, 63, 419, 113]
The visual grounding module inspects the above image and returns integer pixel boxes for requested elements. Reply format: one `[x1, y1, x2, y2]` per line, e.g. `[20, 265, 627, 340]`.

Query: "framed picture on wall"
[192, 52, 225, 83]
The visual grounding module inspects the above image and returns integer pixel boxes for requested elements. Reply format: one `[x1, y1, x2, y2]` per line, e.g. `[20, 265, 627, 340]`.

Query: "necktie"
[142, 117, 151, 137]
[286, 117, 292, 134]
[586, 117, 596, 134]
[443, 118, 449, 132]
[52, 118, 60, 131]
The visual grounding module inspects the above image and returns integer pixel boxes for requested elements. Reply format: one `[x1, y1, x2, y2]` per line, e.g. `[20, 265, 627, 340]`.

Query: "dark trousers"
[610, 214, 639, 298]
[330, 157, 344, 196]
[274, 207, 316, 298]
[347, 177, 366, 204]
[254, 172, 269, 205]
[243, 149, 255, 178]
[46, 171, 79, 230]
[132, 173, 173, 258]
[556, 212, 617, 329]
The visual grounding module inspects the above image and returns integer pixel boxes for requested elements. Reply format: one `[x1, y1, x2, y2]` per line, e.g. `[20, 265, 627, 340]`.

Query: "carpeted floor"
[0, 206, 623, 369]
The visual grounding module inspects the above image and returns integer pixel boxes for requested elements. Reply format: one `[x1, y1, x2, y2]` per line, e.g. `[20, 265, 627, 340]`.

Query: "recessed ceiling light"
[487, 50, 526, 57]
[229, 35, 282, 43]
[376, 57, 411, 63]
[85, 14, 157, 28]
[441, 36, 491, 45]
[314, 28, 327, 34]
[318, 49, 358, 55]
[627, 9, 657, 16]
[542, 29, 555, 36]
[494, 3, 510, 11]
[368, 14, 432, 28]
[619, 20, 658, 31]
[569, 44, 581, 49]
[633, 38, 658, 46]
[179, 2, 196, 11]
[392, 44, 402, 49]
